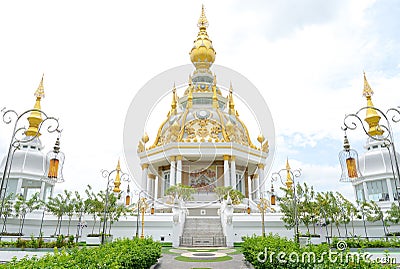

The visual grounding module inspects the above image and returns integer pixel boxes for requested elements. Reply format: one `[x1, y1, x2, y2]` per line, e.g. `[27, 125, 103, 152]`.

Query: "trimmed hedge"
[0, 237, 161, 269]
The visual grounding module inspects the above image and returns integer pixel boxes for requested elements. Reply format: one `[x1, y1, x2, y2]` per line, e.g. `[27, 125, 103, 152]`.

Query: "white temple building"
[135, 6, 271, 247]
[0, 77, 63, 202]
[351, 74, 400, 211]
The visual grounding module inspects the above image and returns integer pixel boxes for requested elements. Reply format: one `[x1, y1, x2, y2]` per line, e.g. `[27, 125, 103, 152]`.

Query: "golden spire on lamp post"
[26, 74, 45, 137]
[363, 72, 383, 136]
[113, 159, 121, 193]
[228, 82, 235, 115]
[285, 158, 294, 189]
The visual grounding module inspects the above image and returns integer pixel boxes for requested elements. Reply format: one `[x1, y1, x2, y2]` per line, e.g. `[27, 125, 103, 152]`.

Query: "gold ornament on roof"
[285, 158, 293, 189]
[363, 72, 383, 136]
[190, 5, 216, 71]
[26, 74, 45, 137]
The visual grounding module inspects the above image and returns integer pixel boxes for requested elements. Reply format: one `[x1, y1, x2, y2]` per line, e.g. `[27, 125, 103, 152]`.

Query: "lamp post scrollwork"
[100, 161, 130, 244]
[271, 160, 301, 244]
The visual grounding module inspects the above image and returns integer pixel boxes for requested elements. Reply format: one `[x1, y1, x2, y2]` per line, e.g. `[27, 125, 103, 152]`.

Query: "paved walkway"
[151, 248, 254, 269]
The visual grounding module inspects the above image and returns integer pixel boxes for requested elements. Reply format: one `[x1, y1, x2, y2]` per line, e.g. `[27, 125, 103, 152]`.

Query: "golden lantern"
[45, 137, 65, 182]
[270, 184, 276, 206]
[151, 204, 155, 215]
[246, 206, 251, 215]
[339, 134, 363, 182]
[125, 184, 131, 206]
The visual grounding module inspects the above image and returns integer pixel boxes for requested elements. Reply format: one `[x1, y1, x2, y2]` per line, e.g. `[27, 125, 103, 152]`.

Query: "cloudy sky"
[1, 0, 399, 201]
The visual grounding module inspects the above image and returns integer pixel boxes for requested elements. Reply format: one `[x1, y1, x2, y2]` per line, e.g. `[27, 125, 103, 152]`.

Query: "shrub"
[242, 234, 396, 269]
[0, 237, 161, 269]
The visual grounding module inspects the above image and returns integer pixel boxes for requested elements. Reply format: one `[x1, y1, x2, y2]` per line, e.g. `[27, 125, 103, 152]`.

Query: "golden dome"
[190, 5, 216, 71]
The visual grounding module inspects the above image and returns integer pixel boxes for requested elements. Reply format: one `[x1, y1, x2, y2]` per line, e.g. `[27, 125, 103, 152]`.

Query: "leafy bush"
[242, 234, 396, 269]
[0, 237, 161, 269]
[331, 237, 400, 249]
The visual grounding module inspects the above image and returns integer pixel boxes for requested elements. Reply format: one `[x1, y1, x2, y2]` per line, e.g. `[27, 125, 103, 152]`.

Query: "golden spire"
[198, 4, 208, 30]
[228, 82, 235, 115]
[363, 72, 383, 136]
[285, 158, 293, 189]
[113, 159, 121, 193]
[212, 74, 218, 108]
[26, 74, 45, 137]
[190, 5, 216, 70]
[171, 83, 178, 114]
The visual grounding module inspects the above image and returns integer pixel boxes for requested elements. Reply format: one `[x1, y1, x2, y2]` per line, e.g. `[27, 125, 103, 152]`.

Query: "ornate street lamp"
[100, 160, 130, 244]
[271, 159, 301, 244]
[257, 196, 274, 237]
[0, 76, 62, 221]
[340, 72, 400, 207]
[45, 136, 65, 182]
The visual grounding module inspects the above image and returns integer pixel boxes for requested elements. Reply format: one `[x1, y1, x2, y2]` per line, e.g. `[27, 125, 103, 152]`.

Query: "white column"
[247, 175, 252, 200]
[230, 156, 236, 190]
[170, 157, 176, 187]
[148, 174, 156, 198]
[253, 174, 260, 200]
[387, 178, 394, 202]
[257, 164, 264, 199]
[362, 181, 369, 201]
[16, 178, 23, 196]
[141, 164, 149, 190]
[147, 174, 153, 195]
[176, 156, 182, 185]
[155, 174, 159, 199]
[223, 155, 230, 187]
[39, 181, 46, 201]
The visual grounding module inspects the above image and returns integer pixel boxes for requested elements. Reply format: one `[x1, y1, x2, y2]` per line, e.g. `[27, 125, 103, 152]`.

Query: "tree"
[1, 193, 14, 234]
[165, 184, 195, 201]
[363, 200, 388, 235]
[85, 185, 103, 235]
[62, 190, 76, 235]
[214, 186, 244, 205]
[14, 192, 40, 235]
[278, 187, 296, 230]
[385, 202, 400, 228]
[46, 193, 65, 236]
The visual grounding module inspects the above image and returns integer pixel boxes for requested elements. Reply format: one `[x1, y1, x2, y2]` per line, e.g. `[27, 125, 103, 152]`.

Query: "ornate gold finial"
[142, 133, 149, 143]
[257, 133, 265, 144]
[26, 74, 45, 137]
[285, 158, 293, 189]
[363, 71, 373, 97]
[362, 72, 383, 136]
[228, 82, 235, 115]
[171, 83, 178, 114]
[113, 159, 121, 193]
[190, 5, 216, 70]
[187, 85, 193, 109]
[212, 75, 218, 108]
[198, 4, 208, 30]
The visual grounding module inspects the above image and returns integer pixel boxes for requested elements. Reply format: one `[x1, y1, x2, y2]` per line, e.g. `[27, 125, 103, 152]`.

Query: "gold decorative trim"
[141, 164, 149, 170]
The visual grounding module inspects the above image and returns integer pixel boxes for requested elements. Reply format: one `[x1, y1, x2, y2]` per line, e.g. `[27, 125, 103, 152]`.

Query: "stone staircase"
[179, 217, 226, 247]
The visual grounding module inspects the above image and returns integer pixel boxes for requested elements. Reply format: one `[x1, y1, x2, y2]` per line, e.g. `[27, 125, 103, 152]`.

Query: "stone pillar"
[170, 157, 176, 187]
[176, 156, 182, 185]
[230, 156, 236, 189]
[362, 181, 369, 201]
[39, 181, 46, 201]
[223, 155, 230, 187]
[387, 178, 394, 202]
[141, 164, 149, 190]
[253, 174, 260, 200]
[16, 178, 23, 196]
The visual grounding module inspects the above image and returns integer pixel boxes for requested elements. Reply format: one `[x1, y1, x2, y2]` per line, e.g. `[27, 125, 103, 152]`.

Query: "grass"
[162, 247, 180, 255]
[226, 247, 242, 255]
[175, 255, 233, 262]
